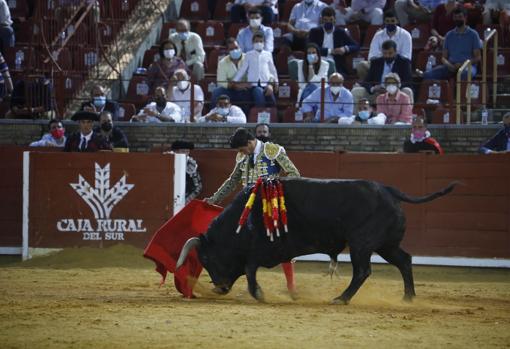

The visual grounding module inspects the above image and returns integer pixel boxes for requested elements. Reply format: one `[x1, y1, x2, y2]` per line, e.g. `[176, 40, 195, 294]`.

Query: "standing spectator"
[197, 94, 246, 123]
[233, 32, 278, 108]
[132, 87, 182, 123]
[376, 72, 413, 125]
[169, 19, 205, 81]
[284, 0, 328, 51]
[295, 43, 330, 104]
[211, 38, 249, 108]
[352, 40, 413, 107]
[64, 111, 111, 152]
[395, 0, 445, 26]
[338, 98, 387, 125]
[255, 123, 271, 142]
[404, 117, 444, 154]
[301, 72, 353, 123]
[230, 0, 278, 25]
[95, 111, 129, 150]
[0, 51, 13, 100]
[147, 40, 187, 93]
[335, 0, 386, 26]
[483, 0, 510, 25]
[308, 6, 360, 76]
[368, 10, 413, 61]
[236, 9, 274, 53]
[168, 69, 204, 122]
[170, 141, 203, 204]
[30, 119, 66, 147]
[80, 84, 120, 120]
[480, 113, 510, 154]
[423, 7, 481, 80]
[0, 0, 14, 54]
[431, 0, 458, 42]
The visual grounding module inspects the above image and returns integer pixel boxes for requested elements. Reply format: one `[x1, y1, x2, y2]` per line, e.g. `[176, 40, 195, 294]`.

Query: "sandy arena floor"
[0, 245, 509, 349]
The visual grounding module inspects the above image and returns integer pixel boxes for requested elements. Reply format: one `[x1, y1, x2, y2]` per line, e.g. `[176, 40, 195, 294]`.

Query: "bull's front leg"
[245, 264, 264, 302]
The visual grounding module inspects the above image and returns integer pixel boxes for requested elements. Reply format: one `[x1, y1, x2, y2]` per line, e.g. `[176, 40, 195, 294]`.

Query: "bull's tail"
[385, 181, 459, 204]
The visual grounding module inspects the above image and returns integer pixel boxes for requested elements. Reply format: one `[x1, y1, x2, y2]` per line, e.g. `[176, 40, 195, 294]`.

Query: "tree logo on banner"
[56, 163, 146, 241]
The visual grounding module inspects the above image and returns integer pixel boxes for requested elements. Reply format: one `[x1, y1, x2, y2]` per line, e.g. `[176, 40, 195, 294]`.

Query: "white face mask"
[253, 42, 264, 51]
[250, 18, 262, 28]
[330, 86, 341, 95]
[163, 49, 175, 59]
[177, 80, 189, 90]
[386, 84, 398, 94]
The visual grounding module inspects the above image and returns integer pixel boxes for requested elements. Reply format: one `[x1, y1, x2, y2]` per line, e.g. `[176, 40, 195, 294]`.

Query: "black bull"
[177, 178, 457, 304]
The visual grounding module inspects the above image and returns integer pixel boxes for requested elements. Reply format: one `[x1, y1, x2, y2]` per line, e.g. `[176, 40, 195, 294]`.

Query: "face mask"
[386, 24, 397, 33]
[101, 122, 113, 132]
[253, 42, 264, 51]
[156, 97, 167, 107]
[323, 22, 334, 31]
[412, 130, 426, 141]
[358, 110, 370, 120]
[178, 31, 189, 41]
[229, 49, 242, 60]
[93, 96, 106, 108]
[454, 20, 464, 28]
[307, 54, 317, 64]
[250, 18, 261, 28]
[51, 128, 65, 139]
[330, 86, 341, 95]
[163, 49, 175, 59]
[217, 107, 230, 116]
[386, 84, 398, 94]
[257, 136, 270, 143]
[177, 80, 189, 90]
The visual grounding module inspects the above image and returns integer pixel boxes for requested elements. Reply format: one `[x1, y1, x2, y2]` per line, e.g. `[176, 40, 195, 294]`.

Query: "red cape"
[143, 200, 223, 298]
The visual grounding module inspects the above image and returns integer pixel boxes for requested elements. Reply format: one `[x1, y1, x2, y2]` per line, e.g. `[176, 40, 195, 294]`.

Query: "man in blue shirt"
[480, 113, 510, 154]
[236, 8, 274, 53]
[300, 72, 353, 123]
[423, 7, 481, 80]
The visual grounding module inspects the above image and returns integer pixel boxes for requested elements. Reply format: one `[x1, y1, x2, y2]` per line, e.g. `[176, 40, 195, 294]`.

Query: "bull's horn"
[176, 237, 201, 270]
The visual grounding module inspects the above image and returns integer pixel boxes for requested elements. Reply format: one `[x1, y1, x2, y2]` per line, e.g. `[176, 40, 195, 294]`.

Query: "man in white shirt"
[30, 119, 66, 147]
[368, 9, 412, 61]
[284, 0, 328, 51]
[0, 0, 13, 54]
[197, 94, 246, 123]
[233, 32, 278, 108]
[236, 8, 274, 53]
[168, 69, 204, 122]
[132, 86, 182, 123]
[169, 19, 205, 80]
[335, 0, 385, 26]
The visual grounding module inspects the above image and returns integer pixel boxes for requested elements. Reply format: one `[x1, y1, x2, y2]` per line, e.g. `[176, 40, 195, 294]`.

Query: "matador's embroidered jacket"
[209, 141, 300, 204]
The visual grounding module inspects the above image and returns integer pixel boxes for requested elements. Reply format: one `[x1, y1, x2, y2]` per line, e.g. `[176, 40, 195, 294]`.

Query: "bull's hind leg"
[377, 246, 416, 301]
[332, 248, 372, 305]
[245, 264, 264, 302]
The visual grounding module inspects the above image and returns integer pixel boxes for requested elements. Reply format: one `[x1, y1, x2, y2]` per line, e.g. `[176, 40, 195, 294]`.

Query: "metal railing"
[455, 60, 472, 124]
[482, 29, 498, 108]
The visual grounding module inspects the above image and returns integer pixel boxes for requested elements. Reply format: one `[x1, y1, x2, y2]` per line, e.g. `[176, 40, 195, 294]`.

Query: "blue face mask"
[178, 31, 189, 41]
[323, 22, 334, 31]
[229, 49, 242, 60]
[386, 24, 397, 33]
[217, 107, 230, 116]
[307, 54, 317, 64]
[93, 96, 106, 108]
[358, 110, 370, 120]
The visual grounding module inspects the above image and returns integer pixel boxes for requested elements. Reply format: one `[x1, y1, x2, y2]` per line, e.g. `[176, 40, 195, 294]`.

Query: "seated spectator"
[30, 119, 67, 147]
[255, 122, 271, 142]
[8, 75, 53, 119]
[64, 111, 111, 152]
[295, 43, 330, 104]
[394, 0, 442, 26]
[352, 40, 413, 109]
[236, 9, 274, 53]
[0, 52, 12, 100]
[211, 38, 249, 108]
[335, 0, 385, 26]
[132, 86, 182, 123]
[431, 0, 458, 42]
[483, 0, 510, 25]
[168, 69, 204, 122]
[368, 9, 412, 61]
[338, 98, 386, 125]
[376, 73, 413, 125]
[147, 40, 187, 93]
[480, 113, 510, 154]
[424, 35, 441, 52]
[233, 32, 278, 108]
[197, 94, 246, 123]
[308, 7, 359, 77]
[80, 84, 120, 120]
[230, 0, 277, 25]
[403, 116, 444, 154]
[170, 140, 202, 204]
[301, 72, 353, 123]
[284, 0, 328, 51]
[423, 7, 481, 80]
[169, 19, 205, 80]
[0, 0, 14, 55]
[95, 111, 129, 150]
